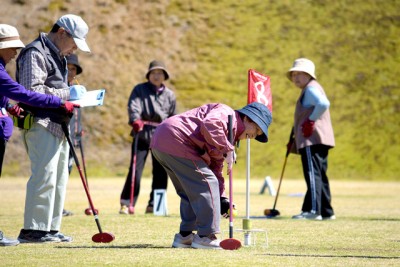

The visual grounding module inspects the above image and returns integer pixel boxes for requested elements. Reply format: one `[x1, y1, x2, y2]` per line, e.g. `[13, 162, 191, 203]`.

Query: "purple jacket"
[0, 59, 62, 140]
[150, 103, 245, 195]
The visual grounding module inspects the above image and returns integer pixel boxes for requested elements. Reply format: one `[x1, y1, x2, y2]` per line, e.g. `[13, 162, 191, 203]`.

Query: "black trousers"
[299, 144, 334, 217]
[120, 137, 168, 207]
[0, 139, 6, 177]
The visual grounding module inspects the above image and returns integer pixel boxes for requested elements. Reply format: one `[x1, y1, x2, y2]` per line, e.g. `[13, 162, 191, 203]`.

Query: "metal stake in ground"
[264, 128, 294, 218]
[220, 115, 242, 250]
[62, 122, 115, 243]
[128, 134, 140, 214]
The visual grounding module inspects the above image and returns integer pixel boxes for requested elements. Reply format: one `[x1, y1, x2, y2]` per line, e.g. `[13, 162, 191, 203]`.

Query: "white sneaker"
[119, 205, 128, 215]
[322, 215, 336, 220]
[292, 212, 322, 220]
[191, 234, 221, 249]
[172, 233, 194, 248]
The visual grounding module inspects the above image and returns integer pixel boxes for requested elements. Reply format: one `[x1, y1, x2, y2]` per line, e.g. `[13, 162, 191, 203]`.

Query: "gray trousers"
[152, 149, 220, 236]
[22, 123, 69, 231]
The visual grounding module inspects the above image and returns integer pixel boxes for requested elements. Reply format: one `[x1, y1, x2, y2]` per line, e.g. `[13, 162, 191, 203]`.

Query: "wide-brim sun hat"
[236, 102, 272, 143]
[286, 58, 316, 81]
[0, 24, 25, 49]
[66, 54, 83, 75]
[146, 60, 169, 80]
[56, 14, 90, 53]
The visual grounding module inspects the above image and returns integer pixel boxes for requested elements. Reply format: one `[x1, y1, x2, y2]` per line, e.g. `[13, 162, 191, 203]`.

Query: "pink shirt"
[150, 103, 245, 195]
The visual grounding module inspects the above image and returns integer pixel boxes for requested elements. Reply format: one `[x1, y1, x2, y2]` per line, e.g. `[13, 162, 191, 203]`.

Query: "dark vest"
[16, 33, 69, 124]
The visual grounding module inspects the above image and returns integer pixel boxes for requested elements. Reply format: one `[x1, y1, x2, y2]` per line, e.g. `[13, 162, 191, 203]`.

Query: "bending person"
[150, 102, 272, 249]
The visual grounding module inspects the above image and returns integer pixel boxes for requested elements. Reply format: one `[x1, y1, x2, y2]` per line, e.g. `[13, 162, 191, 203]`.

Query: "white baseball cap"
[287, 58, 316, 80]
[56, 14, 90, 53]
[0, 24, 25, 49]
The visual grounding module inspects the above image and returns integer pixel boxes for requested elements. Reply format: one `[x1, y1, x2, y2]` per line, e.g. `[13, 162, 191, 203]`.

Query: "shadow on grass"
[56, 244, 169, 249]
[261, 253, 400, 259]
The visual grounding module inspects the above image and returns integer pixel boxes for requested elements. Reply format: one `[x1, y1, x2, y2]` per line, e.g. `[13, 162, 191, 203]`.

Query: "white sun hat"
[287, 58, 316, 80]
[56, 14, 91, 53]
[0, 24, 25, 49]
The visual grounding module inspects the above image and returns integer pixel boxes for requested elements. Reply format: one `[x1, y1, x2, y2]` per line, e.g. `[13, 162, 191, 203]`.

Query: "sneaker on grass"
[145, 205, 153, 214]
[62, 209, 73, 216]
[18, 230, 61, 243]
[119, 205, 129, 215]
[0, 231, 19, 246]
[292, 212, 322, 220]
[172, 233, 194, 248]
[191, 234, 221, 249]
[322, 215, 336, 220]
[49, 231, 73, 242]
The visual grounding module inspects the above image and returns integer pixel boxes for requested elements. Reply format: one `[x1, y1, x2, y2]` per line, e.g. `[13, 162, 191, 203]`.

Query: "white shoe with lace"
[292, 211, 322, 220]
[191, 234, 221, 249]
[172, 233, 194, 248]
[119, 205, 128, 215]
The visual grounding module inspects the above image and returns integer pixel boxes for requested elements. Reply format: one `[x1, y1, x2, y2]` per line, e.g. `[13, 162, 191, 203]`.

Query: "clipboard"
[71, 89, 106, 107]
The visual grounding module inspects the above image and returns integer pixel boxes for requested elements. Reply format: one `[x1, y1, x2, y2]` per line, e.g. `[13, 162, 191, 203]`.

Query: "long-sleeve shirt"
[302, 84, 330, 121]
[150, 103, 245, 195]
[0, 59, 62, 140]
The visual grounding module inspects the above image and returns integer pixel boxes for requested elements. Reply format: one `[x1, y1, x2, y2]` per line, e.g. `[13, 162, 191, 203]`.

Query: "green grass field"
[1, 176, 399, 266]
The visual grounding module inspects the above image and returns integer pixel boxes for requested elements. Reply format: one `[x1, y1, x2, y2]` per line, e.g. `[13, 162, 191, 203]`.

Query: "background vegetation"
[1, 0, 399, 180]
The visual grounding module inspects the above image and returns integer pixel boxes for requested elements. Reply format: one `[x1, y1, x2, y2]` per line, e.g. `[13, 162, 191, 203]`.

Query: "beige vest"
[292, 80, 335, 153]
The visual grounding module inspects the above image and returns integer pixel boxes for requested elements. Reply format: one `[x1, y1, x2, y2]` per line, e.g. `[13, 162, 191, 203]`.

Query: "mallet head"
[220, 238, 242, 250]
[92, 232, 115, 243]
[264, 208, 280, 217]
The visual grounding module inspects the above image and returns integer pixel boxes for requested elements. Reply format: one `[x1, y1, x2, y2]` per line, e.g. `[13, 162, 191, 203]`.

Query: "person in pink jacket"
[150, 102, 272, 249]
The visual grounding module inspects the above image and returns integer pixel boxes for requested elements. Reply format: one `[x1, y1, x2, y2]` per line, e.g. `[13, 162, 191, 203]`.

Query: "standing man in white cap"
[16, 14, 90, 243]
[119, 60, 177, 215]
[0, 24, 78, 246]
[150, 102, 272, 249]
[286, 58, 336, 221]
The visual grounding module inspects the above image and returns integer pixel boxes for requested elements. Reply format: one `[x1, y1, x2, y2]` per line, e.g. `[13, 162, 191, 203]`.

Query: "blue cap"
[236, 102, 272, 143]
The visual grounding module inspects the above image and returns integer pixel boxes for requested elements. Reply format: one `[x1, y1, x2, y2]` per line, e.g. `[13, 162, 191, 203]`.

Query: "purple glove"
[302, 119, 315, 137]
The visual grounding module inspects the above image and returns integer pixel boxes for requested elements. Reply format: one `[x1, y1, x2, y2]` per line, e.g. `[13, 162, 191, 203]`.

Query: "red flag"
[247, 69, 272, 112]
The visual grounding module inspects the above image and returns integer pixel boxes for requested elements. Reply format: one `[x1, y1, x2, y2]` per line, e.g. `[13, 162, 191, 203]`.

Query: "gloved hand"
[225, 150, 236, 173]
[69, 85, 87, 100]
[301, 118, 315, 137]
[61, 100, 80, 114]
[6, 104, 24, 117]
[131, 119, 144, 133]
[220, 197, 236, 218]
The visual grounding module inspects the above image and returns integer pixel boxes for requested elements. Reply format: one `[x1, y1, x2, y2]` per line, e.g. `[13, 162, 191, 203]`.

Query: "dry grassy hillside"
[2, 0, 192, 176]
[1, 0, 399, 180]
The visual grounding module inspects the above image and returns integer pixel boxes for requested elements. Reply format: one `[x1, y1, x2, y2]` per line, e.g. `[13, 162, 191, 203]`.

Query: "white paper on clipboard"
[71, 89, 106, 107]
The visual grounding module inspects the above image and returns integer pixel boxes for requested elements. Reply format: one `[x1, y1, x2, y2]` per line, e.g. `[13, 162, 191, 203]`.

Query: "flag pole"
[243, 70, 252, 246]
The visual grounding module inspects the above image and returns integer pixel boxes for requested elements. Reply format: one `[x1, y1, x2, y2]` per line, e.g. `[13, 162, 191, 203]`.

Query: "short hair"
[50, 24, 61, 33]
